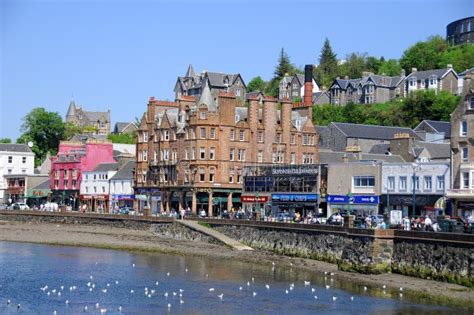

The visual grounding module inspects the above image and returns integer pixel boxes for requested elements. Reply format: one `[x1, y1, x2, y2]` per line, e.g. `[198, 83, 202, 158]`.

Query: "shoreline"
[0, 220, 473, 310]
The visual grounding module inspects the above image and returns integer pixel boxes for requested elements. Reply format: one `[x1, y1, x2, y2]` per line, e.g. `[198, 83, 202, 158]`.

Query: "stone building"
[279, 73, 320, 101]
[404, 66, 458, 95]
[446, 16, 474, 45]
[135, 66, 318, 216]
[174, 65, 246, 102]
[447, 74, 474, 217]
[66, 98, 111, 135]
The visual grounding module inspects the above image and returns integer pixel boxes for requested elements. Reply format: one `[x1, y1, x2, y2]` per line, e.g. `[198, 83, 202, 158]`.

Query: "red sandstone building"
[135, 65, 319, 216]
[50, 140, 115, 209]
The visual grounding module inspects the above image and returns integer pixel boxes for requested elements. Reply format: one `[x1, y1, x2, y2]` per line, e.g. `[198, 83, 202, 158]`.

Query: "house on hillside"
[66, 98, 111, 135]
[405, 66, 458, 95]
[113, 122, 137, 135]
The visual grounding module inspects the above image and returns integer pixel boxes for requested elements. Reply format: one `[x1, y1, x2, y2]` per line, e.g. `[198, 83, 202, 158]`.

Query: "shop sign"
[113, 194, 134, 200]
[240, 195, 269, 203]
[270, 166, 318, 176]
[271, 193, 318, 202]
[327, 195, 379, 204]
[80, 194, 93, 200]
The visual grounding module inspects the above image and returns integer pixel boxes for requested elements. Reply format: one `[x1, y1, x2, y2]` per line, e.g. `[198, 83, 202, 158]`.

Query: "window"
[229, 169, 234, 183]
[209, 168, 215, 182]
[412, 176, 420, 190]
[424, 176, 432, 191]
[200, 128, 206, 139]
[163, 130, 169, 141]
[257, 131, 263, 143]
[429, 77, 437, 86]
[22, 157, 26, 164]
[462, 146, 468, 162]
[210, 128, 216, 139]
[239, 129, 244, 141]
[209, 147, 215, 160]
[85, 186, 89, 193]
[72, 180, 77, 189]
[199, 168, 205, 182]
[8, 156, 12, 163]
[460, 121, 468, 136]
[272, 151, 284, 164]
[291, 134, 296, 145]
[409, 79, 416, 87]
[230, 129, 235, 141]
[163, 149, 169, 161]
[94, 186, 97, 193]
[143, 131, 148, 142]
[436, 176, 445, 191]
[229, 148, 235, 161]
[275, 133, 282, 143]
[258, 151, 263, 163]
[290, 152, 296, 164]
[192, 147, 196, 160]
[387, 176, 395, 191]
[7, 169, 12, 174]
[238, 149, 245, 161]
[54, 180, 59, 189]
[303, 153, 314, 164]
[64, 180, 68, 188]
[353, 176, 375, 187]
[235, 88, 241, 97]
[462, 172, 469, 189]
[200, 111, 206, 119]
[470, 97, 474, 110]
[142, 150, 147, 161]
[200, 147, 205, 160]
[102, 186, 105, 193]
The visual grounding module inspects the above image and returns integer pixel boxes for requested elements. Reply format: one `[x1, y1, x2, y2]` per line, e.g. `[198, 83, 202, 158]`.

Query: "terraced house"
[405, 66, 458, 95]
[135, 66, 318, 216]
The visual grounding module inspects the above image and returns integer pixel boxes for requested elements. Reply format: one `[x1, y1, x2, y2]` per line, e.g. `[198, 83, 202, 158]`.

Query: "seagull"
[58, 292, 61, 297]
[325, 285, 330, 290]
[253, 292, 257, 297]
[69, 287, 73, 291]
[90, 276, 93, 280]
[132, 264, 135, 267]
[41, 285, 48, 291]
[66, 300, 69, 305]
[60, 285, 64, 290]
[311, 288, 315, 293]
[52, 289, 56, 293]
[115, 281, 119, 285]
[364, 286, 367, 291]
[89, 288, 92, 292]
[156, 281, 159, 286]
[324, 272, 328, 275]
[92, 284, 95, 289]
[400, 287, 403, 292]
[185, 268, 188, 273]
[130, 289, 134, 294]
[314, 295, 318, 300]
[84, 306, 88, 312]
[17, 303, 21, 309]
[332, 296, 337, 301]
[304, 281, 310, 286]
[351, 296, 354, 301]
[96, 302, 100, 309]
[102, 289, 107, 293]
[290, 262, 293, 266]
[289, 286, 293, 291]
[118, 306, 122, 312]
[330, 272, 335, 276]
[251, 277, 255, 282]
[100, 308, 107, 315]
[400, 293, 403, 298]
[382, 285, 386, 289]
[87, 282, 91, 287]
[106, 283, 110, 287]
[47, 292, 51, 296]
[285, 290, 289, 294]
[206, 274, 209, 278]
[164, 292, 169, 297]
[53, 311, 57, 315]
[179, 289, 184, 293]
[167, 272, 170, 276]
[180, 299, 184, 304]
[148, 294, 152, 298]
[247, 282, 250, 286]
[209, 288, 215, 292]
[151, 289, 156, 294]
[272, 262, 275, 266]
[239, 287, 243, 291]
[265, 284, 270, 290]
[173, 292, 177, 296]
[167, 303, 171, 309]
[218, 293, 224, 300]
[7, 299, 11, 305]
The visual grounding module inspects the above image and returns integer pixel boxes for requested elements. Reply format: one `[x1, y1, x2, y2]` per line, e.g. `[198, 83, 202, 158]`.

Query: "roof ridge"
[333, 122, 413, 130]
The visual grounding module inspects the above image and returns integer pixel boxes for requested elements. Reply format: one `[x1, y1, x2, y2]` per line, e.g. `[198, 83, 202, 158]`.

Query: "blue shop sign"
[112, 194, 134, 200]
[271, 193, 318, 202]
[326, 195, 379, 204]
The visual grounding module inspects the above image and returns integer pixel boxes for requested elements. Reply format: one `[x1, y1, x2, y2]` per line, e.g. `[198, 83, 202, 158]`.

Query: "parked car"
[119, 207, 132, 215]
[13, 202, 30, 210]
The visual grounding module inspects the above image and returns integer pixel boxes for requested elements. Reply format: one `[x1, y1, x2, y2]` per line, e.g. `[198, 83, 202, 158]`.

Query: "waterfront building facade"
[135, 65, 318, 216]
[109, 160, 135, 210]
[80, 162, 118, 213]
[0, 144, 35, 205]
[50, 140, 116, 210]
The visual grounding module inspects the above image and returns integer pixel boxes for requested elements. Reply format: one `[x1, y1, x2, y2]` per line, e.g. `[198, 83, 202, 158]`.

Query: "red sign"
[240, 195, 269, 203]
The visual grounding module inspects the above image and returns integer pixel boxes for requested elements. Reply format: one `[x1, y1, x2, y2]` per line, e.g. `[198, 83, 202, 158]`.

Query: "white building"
[109, 160, 135, 211]
[381, 162, 450, 217]
[0, 144, 35, 204]
[80, 162, 118, 213]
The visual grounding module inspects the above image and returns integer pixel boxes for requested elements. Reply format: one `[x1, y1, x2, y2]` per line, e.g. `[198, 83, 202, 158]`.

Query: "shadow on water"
[0, 241, 471, 315]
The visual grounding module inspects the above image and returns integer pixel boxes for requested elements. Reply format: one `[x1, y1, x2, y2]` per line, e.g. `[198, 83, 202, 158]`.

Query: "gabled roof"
[405, 68, 458, 81]
[0, 143, 33, 153]
[459, 67, 474, 76]
[110, 160, 135, 180]
[206, 72, 244, 88]
[331, 122, 419, 140]
[83, 110, 110, 123]
[312, 91, 328, 103]
[92, 162, 118, 172]
[414, 120, 451, 138]
[415, 142, 450, 160]
[369, 143, 390, 155]
[280, 76, 293, 85]
[114, 121, 137, 133]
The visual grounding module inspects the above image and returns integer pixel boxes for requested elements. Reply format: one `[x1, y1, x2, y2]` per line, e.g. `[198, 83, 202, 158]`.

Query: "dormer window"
[429, 77, 437, 86]
[200, 111, 206, 120]
[409, 78, 417, 87]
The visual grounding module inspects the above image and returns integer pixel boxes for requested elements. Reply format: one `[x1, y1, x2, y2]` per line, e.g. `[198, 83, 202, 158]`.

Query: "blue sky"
[1, 0, 471, 141]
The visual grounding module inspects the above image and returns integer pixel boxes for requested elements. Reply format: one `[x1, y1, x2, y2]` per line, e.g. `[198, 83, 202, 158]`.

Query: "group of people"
[402, 215, 439, 231]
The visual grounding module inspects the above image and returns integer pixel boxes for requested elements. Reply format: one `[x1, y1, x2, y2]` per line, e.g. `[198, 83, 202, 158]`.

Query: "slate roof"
[459, 67, 474, 76]
[369, 143, 390, 155]
[331, 122, 419, 140]
[415, 142, 450, 160]
[405, 68, 457, 81]
[66, 98, 77, 117]
[414, 120, 451, 138]
[83, 110, 110, 122]
[92, 162, 118, 172]
[196, 84, 217, 111]
[0, 144, 32, 153]
[114, 122, 131, 133]
[110, 160, 135, 180]
[206, 72, 242, 88]
[318, 150, 405, 164]
[312, 91, 327, 102]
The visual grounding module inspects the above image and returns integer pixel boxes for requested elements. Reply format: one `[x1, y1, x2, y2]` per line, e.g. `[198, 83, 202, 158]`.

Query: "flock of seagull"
[3, 262, 404, 314]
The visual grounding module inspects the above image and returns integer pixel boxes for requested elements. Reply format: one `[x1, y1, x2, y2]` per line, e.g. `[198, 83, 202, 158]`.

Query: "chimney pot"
[447, 64, 453, 69]
[411, 67, 417, 73]
[344, 75, 349, 80]
[401, 69, 406, 76]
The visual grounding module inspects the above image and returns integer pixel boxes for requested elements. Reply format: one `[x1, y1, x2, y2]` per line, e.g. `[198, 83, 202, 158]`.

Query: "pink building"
[50, 140, 115, 209]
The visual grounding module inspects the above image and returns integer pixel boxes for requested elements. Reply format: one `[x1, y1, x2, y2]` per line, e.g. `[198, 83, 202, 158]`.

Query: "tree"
[17, 107, 65, 166]
[378, 59, 402, 76]
[107, 132, 136, 144]
[400, 36, 448, 73]
[247, 76, 266, 92]
[438, 44, 474, 73]
[63, 122, 84, 140]
[366, 56, 383, 74]
[339, 52, 368, 79]
[265, 48, 299, 97]
[315, 38, 339, 87]
[0, 138, 12, 143]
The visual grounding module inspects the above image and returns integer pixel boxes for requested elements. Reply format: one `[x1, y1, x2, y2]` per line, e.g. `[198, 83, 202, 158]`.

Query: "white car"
[14, 202, 30, 210]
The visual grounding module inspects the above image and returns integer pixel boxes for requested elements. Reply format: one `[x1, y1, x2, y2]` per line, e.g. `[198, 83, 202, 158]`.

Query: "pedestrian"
[403, 216, 411, 231]
[180, 208, 185, 220]
[424, 215, 432, 231]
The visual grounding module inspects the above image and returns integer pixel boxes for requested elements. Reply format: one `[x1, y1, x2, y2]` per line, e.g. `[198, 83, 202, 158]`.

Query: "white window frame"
[209, 147, 215, 160]
[199, 147, 205, 160]
[462, 146, 468, 162]
[239, 129, 244, 142]
[436, 176, 445, 191]
[230, 129, 235, 141]
[210, 128, 216, 139]
[460, 121, 468, 136]
[387, 176, 395, 191]
[229, 148, 235, 161]
[423, 176, 432, 191]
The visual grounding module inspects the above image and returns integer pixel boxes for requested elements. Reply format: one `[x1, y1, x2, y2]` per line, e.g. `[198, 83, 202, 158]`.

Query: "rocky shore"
[0, 220, 473, 310]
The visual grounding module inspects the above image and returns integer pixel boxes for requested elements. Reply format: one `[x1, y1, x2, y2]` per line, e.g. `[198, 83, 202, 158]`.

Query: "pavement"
[177, 219, 254, 251]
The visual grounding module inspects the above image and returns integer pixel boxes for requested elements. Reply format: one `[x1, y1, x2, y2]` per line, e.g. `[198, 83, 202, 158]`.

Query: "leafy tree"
[438, 44, 474, 73]
[366, 56, 382, 74]
[431, 91, 460, 121]
[340, 53, 368, 79]
[0, 138, 12, 143]
[63, 122, 84, 140]
[400, 35, 448, 73]
[315, 38, 339, 87]
[247, 76, 266, 92]
[312, 104, 346, 126]
[17, 107, 65, 166]
[378, 59, 402, 76]
[265, 48, 299, 97]
[107, 132, 136, 144]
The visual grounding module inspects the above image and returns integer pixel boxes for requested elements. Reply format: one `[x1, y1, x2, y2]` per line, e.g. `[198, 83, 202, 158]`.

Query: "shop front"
[380, 194, 443, 217]
[327, 195, 379, 217]
[240, 194, 271, 218]
[25, 187, 51, 208]
[134, 188, 161, 214]
[110, 194, 134, 212]
[52, 190, 79, 210]
[271, 193, 319, 219]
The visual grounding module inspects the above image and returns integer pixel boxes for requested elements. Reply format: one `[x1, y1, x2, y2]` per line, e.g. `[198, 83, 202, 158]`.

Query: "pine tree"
[316, 38, 339, 87]
[274, 48, 293, 78]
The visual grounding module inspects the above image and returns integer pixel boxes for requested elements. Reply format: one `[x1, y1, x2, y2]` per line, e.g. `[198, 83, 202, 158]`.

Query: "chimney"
[411, 67, 417, 73]
[389, 133, 414, 162]
[281, 99, 292, 155]
[344, 75, 349, 80]
[400, 69, 406, 77]
[303, 64, 313, 106]
[447, 64, 453, 69]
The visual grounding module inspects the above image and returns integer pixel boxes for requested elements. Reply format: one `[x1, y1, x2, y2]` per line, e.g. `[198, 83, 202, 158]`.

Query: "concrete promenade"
[178, 219, 254, 251]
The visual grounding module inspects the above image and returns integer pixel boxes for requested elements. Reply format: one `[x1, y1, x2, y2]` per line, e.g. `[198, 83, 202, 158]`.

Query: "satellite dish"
[27, 141, 34, 148]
